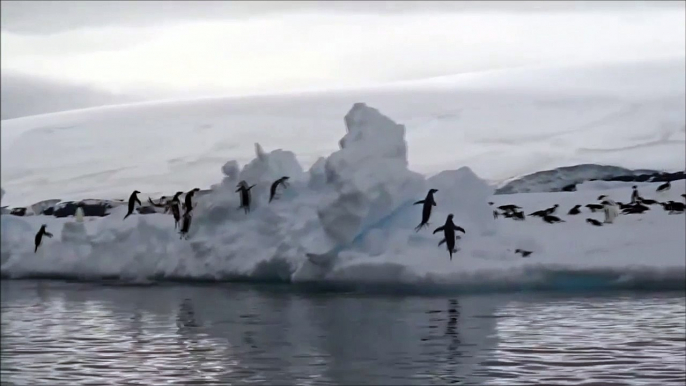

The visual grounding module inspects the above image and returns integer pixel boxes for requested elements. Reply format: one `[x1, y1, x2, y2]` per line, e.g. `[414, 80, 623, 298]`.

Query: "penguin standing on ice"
[34, 224, 53, 253]
[433, 214, 466, 260]
[236, 181, 256, 214]
[169, 191, 183, 228]
[414, 189, 438, 232]
[123, 190, 141, 220]
[269, 176, 290, 203]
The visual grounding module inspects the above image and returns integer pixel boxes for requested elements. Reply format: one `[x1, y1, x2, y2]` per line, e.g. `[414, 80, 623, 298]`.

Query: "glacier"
[1, 103, 684, 294]
[1, 57, 684, 208]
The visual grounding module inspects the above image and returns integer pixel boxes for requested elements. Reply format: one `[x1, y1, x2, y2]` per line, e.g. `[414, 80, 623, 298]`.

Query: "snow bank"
[1, 104, 685, 294]
[2, 57, 684, 207]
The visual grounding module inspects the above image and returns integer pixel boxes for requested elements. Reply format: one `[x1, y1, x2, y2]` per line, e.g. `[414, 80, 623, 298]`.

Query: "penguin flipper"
[438, 238, 446, 247]
[413, 200, 425, 206]
[432, 226, 445, 234]
[453, 226, 466, 234]
[45, 232, 53, 238]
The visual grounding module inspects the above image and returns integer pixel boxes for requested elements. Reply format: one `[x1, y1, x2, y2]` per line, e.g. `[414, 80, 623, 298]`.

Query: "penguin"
[546, 204, 559, 215]
[601, 199, 620, 224]
[656, 181, 670, 193]
[529, 204, 558, 217]
[630, 186, 642, 204]
[511, 211, 525, 221]
[166, 191, 183, 229]
[638, 198, 658, 205]
[184, 188, 201, 214]
[661, 201, 685, 214]
[514, 249, 532, 257]
[681, 194, 686, 201]
[236, 181, 256, 214]
[123, 190, 141, 220]
[432, 214, 466, 261]
[179, 211, 192, 239]
[586, 218, 603, 227]
[148, 196, 168, 212]
[585, 204, 604, 213]
[529, 209, 548, 218]
[622, 204, 650, 215]
[567, 205, 582, 215]
[493, 210, 499, 220]
[414, 189, 438, 232]
[542, 215, 564, 224]
[269, 176, 290, 203]
[597, 195, 607, 201]
[498, 204, 521, 212]
[34, 224, 53, 253]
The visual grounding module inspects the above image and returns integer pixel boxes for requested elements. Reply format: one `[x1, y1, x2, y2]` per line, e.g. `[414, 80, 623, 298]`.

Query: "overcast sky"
[1, 1, 684, 119]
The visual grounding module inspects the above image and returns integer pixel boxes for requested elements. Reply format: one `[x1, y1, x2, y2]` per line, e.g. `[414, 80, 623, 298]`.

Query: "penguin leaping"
[433, 214, 466, 261]
[269, 176, 290, 203]
[34, 224, 53, 253]
[123, 190, 141, 220]
[414, 189, 438, 232]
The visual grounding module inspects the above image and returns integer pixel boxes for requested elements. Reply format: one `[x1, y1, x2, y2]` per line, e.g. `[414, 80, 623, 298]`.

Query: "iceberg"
[1, 104, 684, 294]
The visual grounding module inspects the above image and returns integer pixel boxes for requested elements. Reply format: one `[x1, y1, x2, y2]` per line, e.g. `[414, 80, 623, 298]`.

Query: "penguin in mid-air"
[183, 188, 201, 214]
[269, 176, 290, 203]
[236, 181, 256, 214]
[123, 190, 142, 220]
[179, 211, 192, 239]
[414, 189, 438, 232]
[34, 224, 53, 253]
[433, 214, 466, 260]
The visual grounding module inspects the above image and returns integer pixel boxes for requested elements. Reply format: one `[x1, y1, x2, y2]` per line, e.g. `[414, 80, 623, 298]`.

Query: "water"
[1, 281, 684, 386]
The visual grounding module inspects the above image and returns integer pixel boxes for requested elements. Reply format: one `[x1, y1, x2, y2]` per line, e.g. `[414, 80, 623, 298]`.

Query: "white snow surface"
[1, 57, 685, 207]
[1, 103, 684, 293]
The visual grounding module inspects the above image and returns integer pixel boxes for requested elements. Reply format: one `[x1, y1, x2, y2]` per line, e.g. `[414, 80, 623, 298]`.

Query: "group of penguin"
[33, 176, 292, 253]
[32, 178, 685, 259]
[492, 181, 685, 228]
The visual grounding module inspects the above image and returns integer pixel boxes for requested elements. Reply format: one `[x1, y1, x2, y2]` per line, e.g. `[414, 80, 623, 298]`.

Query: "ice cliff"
[1, 104, 684, 293]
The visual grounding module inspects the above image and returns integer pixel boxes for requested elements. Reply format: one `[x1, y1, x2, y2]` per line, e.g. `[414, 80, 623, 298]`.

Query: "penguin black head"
[488, 202, 494, 206]
[598, 195, 607, 200]
[193, 188, 201, 192]
[133, 190, 141, 194]
[281, 176, 290, 181]
[176, 191, 184, 196]
[447, 214, 454, 220]
[632, 186, 637, 189]
[40, 224, 47, 229]
[429, 189, 438, 194]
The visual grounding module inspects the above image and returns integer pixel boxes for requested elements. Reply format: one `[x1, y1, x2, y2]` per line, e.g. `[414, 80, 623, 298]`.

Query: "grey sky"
[1, 1, 684, 119]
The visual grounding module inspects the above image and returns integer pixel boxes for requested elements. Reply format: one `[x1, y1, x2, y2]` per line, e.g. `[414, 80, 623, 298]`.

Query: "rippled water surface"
[1, 281, 684, 385]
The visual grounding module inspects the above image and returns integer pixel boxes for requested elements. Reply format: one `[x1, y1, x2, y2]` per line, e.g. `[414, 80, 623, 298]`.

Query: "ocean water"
[1, 281, 684, 385]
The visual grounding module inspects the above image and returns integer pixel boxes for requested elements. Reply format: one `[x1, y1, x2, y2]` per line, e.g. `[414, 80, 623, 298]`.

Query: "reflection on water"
[1, 281, 684, 385]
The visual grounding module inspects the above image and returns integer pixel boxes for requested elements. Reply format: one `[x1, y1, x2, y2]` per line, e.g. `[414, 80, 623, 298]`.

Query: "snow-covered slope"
[2, 57, 684, 207]
[1, 104, 684, 293]
[495, 164, 664, 194]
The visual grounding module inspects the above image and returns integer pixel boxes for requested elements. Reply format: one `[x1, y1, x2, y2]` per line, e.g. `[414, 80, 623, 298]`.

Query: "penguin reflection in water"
[433, 214, 466, 260]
